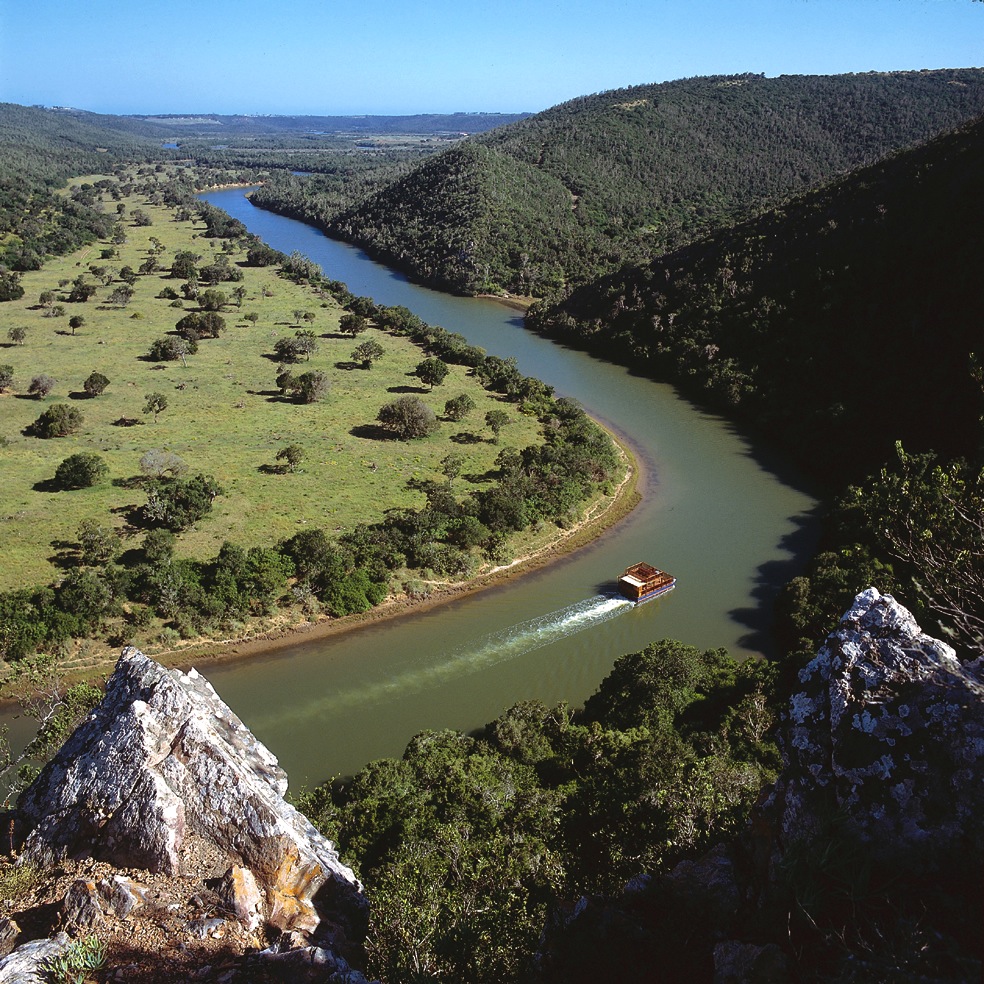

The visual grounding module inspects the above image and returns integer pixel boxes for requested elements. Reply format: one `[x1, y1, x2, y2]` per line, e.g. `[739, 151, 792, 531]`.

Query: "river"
[189, 189, 821, 786]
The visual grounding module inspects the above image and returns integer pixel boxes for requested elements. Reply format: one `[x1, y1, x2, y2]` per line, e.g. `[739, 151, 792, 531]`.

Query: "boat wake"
[298, 594, 633, 717]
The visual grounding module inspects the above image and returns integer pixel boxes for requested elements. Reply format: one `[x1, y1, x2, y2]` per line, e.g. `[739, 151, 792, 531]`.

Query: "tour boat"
[617, 562, 676, 605]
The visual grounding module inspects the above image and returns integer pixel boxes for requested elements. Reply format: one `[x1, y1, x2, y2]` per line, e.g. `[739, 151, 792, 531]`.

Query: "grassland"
[0, 184, 545, 594]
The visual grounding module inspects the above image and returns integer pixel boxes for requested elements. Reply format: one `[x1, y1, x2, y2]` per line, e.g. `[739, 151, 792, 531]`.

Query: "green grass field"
[0, 183, 542, 594]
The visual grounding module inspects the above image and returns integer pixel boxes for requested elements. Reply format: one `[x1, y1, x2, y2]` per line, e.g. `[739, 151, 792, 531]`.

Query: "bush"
[30, 403, 83, 438]
[377, 395, 439, 440]
[82, 371, 110, 397]
[54, 452, 109, 490]
[27, 374, 56, 399]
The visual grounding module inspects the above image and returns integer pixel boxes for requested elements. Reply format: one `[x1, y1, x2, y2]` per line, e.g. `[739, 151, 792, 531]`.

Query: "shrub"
[30, 403, 83, 438]
[27, 374, 56, 399]
[54, 452, 109, 489]
[377, 396, 439, 440]
[82, 371, 110, 397]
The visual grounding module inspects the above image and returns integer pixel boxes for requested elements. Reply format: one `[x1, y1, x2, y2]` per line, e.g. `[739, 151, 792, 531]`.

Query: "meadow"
[0, 181, 544, 596]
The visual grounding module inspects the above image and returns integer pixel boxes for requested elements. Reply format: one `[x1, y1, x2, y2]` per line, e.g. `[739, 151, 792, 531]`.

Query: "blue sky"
[1, 0, 981, 115]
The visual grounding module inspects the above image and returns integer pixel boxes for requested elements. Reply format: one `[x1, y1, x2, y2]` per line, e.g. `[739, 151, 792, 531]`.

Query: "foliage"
[143, 392, 168, 421]
[301, 641, 776, 984]
[415, 356, 448, 390]
[81, 371, 109, 396]
[27, 374, 56, 399]
[41, 933, 107, 983]
[30, 403, 83, 438]
[352, 338, 384, 368]
[377, 395, 439, 440]
[275, 443, 305, 472]
[53, 452, 109, 490]
[443, 392, 475, 421]
[0, 364, 12, 391]
[142, 473, 223, 531]
[253, 71, 984, 296]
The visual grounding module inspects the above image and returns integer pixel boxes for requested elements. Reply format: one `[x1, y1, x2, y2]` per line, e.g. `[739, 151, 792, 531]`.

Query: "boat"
[617, 562, 676, 605]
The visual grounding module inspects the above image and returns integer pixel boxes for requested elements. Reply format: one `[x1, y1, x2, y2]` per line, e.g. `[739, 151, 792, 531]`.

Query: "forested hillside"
[251, 70, 984, 294]
[530, 113, 984, 485]
[0, 104, 163, 275]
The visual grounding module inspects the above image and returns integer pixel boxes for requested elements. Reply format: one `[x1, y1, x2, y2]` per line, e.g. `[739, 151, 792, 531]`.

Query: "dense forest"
[250, 70, 984, 295]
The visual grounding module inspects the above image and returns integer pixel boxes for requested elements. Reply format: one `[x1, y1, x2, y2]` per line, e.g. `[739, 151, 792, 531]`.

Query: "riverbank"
[0, 434, 640, 700]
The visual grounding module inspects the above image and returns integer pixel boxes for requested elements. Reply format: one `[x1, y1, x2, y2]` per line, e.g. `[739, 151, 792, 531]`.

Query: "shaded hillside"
[0, 104, 163, 271]
[262, 70, 984, 295]
[530, 112, 984, 486]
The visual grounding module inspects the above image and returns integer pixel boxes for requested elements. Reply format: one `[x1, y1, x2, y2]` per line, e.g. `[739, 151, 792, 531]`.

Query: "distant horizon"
[24, 65, 984, 122]
[2, 0, 982, 117]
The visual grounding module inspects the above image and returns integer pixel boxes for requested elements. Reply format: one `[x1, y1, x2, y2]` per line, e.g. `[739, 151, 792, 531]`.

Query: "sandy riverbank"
[1, 436, 641, 697]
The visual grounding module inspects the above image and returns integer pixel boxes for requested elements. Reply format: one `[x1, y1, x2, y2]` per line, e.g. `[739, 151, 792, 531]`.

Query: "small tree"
[440, 452, 465, 487]
[293, 330, 319, 361]
[444, 393, 476, 421]
[293, 371, 330, 404]
[143, 392, 168, 423]
[0, 365, 13, 392]
[276, 444, 305, 473]
[244, 312, 259, 326]
[68, 315, 85, 335]
[233, 286, 247, 307]
[485, 409, 511, 444]
[339, 313, 368, 337]
[77, 519, 118, 566]
[83, 371, 110, 397]
[139, 449, 187, 479]
[275, 368, 296, 396]
[148, 336, 194, 363]
[199, 288, 227, 312]
[8, 326, 27, 345]
[28, 374, 56, 399]
[273, 338, 302, 363]
[30, 403, 83, 438]
[352, 339, 384, 369]
[377, 396, 439, 440]
[54, 452, 109, 489]
[415, 357, 449, 391]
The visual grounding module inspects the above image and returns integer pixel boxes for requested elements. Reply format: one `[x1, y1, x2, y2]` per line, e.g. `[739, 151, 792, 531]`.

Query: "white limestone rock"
[779, 588, 984, 866]
[17, 647, 367, 941]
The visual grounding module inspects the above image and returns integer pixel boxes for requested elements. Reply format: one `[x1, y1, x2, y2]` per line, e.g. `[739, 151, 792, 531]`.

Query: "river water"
[187, 189, 820, 786]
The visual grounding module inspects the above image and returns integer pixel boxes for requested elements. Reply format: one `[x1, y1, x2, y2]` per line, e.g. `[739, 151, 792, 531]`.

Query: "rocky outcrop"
[537, 589, 984, 983]
[779, 587, 984, 866]
[11, 647, 370, 981]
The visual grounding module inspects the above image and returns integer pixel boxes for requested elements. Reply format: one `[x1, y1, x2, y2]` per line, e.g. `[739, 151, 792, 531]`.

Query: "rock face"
[17, 647, 367, 945]
[780, 587, 984, 866]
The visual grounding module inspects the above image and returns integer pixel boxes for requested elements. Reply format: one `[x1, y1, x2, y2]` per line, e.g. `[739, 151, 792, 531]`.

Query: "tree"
[339, 313, 368, 337]
[293, 371, 330, 404]
[292, 330, 318, 361]
[273, 338, 302, 363]
[54, 452, 109, 490]
[68, 315, 85, 335]
[76, 519, 118, 566]
[142, 473, 223, 531]
[82, 371, 110, 397]
[119, 265, 138, 285]
[139, 449, 187, 479]
[415, 357, 449, 390]
[0, 365, 12, 392]
[30, 403, 83, 438]
[275, 368, 296, 396]
[27, 374, 56, 399]
[170, 250, 199, 280]
[233, 286, 247, 307]
[0, 270, 24, 301]
[851, 443, 984, 650]
[485, 409, 511, 444]
[148, 336, 193, 364]
[352, 339, 384, 369]
[199, 288, 227, 312]
[176, 311, 225, 339]
[244, 311, 259, 326]
[143, 392, 168, 423]
[444, 393, 476, 421]
[38, 290, 55, 311]
[67, 277, 97, 303]
[276, 444, 305, 473]
[377, 396, 439, 440]
[440, 452, 465, 487]
[107, 286, 134, 307]
[8, 326, 27, 345]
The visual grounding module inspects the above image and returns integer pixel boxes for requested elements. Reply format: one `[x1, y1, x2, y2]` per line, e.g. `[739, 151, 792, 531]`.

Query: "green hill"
[529, 112, 984, 486]
[252, 70, 984, 295]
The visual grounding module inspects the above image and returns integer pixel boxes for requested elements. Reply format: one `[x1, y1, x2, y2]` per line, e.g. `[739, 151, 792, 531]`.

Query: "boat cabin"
[617, 562, 676, 604]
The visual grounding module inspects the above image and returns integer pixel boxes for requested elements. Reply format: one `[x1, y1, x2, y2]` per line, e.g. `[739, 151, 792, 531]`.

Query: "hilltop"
[250, 70, 984, 295]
